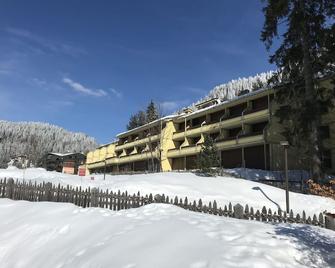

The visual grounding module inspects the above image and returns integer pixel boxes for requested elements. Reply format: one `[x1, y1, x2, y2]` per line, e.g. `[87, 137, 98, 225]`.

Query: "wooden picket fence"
[0, 178, 334, 230]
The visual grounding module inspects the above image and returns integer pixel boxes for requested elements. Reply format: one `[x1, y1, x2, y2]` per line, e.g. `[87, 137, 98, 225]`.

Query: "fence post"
[325, 213, 335, 231]
[45, 182, 53, 201]
[6, 178, 14, 199]
[91, 188, 99, 207]
[233, 203, 244, 219]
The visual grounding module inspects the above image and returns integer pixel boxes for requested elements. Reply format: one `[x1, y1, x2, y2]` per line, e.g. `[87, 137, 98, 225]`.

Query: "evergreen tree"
[137, 110, 147, 126]
[0, 121, 97, 166]
[261, 0, 335, 181]
[197, 135, 220, 174]
[127, 111, 147, 130]
[146, 100, 159, 123]
[127, 114, 139, 130]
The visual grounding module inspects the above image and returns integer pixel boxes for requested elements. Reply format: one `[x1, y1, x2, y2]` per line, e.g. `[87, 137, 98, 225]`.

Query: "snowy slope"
[0, 199, 334, 268]
[1, 167, 334, 217]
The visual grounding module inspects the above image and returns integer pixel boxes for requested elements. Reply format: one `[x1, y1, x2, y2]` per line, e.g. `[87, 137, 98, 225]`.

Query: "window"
[319, 126, 330, 139]
[229, 103, 247, 118]
[321, 150, 332, 169]
[252, 121, 268, 133]
[251, 96, 268, 111]
[229, 127, 242, 137]
[210, 110, 225, 123]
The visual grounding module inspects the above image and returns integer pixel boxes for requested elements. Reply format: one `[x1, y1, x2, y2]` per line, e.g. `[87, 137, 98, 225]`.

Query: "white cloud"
[31, 78, 47, 87]
[159, 99, 192, 114]
[110, 88, 122, 99]
[6, 27, 86, 57]
[160, 101, 179, 111]
[62, 78, 108, 97]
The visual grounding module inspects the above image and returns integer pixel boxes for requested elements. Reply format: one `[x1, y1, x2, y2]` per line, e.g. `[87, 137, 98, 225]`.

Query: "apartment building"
[86, 78, 335, 175]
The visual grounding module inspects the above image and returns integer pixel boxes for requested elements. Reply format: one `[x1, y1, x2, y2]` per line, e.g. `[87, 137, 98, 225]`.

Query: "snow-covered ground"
[0, 199, 334, 268]
[224, 168, 310, 181]
[0, 167, 334, 217]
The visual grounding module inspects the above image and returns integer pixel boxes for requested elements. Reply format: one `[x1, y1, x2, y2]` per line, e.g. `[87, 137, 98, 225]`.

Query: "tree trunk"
[299, 0, 321, 182]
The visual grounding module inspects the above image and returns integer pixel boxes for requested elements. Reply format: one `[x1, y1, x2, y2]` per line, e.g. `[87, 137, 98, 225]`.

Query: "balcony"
[115, 134, 160, 151]
[116, 151, 160, 164]
[86, 161, 106, 169]
[168, 133, 265, 158]
[172, 109, 269, 140]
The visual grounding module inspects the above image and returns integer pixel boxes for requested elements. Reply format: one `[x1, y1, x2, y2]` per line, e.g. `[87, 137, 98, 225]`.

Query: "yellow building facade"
[86, 81, 335, 175]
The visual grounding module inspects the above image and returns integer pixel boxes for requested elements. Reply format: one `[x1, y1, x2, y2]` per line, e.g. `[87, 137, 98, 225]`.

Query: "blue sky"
[0, 0, 274, 144]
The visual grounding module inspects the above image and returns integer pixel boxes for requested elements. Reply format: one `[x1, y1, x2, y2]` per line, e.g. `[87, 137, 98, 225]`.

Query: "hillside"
[1, 168, 334, 217]
[0, 121, 98, 167]
[187, 71, 275, 110]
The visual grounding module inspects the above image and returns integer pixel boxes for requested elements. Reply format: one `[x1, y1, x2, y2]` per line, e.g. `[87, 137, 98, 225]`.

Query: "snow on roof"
[48, 152, 84, 157]
[116, 114, 178, 137]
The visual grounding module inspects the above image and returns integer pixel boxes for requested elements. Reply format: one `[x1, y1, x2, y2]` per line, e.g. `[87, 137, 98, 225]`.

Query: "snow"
[186, 71, 275, 111]
[224, 168, 310, 181]
[0, 199, 334, 268]
[1, 168, 334, 267]
[1, 168, 334, 217]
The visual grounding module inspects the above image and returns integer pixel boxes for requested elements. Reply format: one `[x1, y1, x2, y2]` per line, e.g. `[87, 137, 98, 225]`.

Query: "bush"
[307, 179, 335, 200]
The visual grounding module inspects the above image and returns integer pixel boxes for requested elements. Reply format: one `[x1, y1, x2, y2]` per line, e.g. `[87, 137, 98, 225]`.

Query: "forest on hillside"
[0, 121, 98, 167]
[187, 71, 275, 110]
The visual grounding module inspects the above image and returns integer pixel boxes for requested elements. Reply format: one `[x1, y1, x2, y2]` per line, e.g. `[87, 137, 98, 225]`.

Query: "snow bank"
[0, 168, 334, 216]
[0, 199, 334, 268]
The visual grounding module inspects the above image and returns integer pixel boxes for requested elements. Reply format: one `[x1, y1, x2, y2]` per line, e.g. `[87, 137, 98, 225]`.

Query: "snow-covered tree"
[0, 121, 98, 167]
[183, 71, 276, 112]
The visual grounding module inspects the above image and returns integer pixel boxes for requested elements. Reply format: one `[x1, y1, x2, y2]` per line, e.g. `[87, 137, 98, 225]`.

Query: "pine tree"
[127, 114, 139, 130]
[197, 135, 220, 174]
[146, 100, 159, 123]
[137, 110, 147, 126]
[261, 0, 335, 181]
[127, 110, 147, 130]
[0, 121, 97, 166]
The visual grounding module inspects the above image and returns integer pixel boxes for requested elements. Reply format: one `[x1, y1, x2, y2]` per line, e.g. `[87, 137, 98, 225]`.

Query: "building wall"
[160, 120, 176, 172]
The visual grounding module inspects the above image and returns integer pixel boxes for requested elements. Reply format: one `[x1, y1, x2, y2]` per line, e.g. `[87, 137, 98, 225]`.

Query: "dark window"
[172, 157, 184, 170]
[229, 127, 242, 137]
[251, 96, 268, 111]
[126, 148, 133, 155]
[319, 126, 330, 139]
[244, 145, 269, 170]
[252, 121, 268, 133]
[229, 103, 247, 118]
[178, 122, 185, 131]
[192, 116, 206, 127]
[221, 148, 242, 168]
[210, 110, 226, 123]
[321, 150, 332, 169]
[186, 155, 198, 169]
